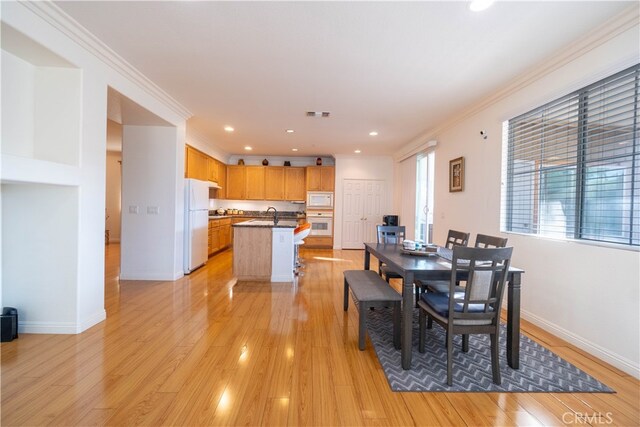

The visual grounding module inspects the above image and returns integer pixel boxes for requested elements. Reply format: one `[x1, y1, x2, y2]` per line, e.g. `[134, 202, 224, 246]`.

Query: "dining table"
[363, 242, 525, 370]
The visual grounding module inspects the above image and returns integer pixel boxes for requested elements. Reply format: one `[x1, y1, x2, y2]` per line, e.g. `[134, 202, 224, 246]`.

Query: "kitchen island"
[232, 219, 297, 282]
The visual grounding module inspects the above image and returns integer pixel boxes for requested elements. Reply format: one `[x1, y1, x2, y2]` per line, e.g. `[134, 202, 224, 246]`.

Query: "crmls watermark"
[562, 412, 614, 425]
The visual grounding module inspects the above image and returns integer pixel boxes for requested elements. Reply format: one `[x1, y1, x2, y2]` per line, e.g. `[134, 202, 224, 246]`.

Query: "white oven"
[306, 210, 333, 237]
[307, 192, 333, 209]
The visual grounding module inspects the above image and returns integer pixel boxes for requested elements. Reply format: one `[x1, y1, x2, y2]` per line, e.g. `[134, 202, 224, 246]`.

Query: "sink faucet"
[266, 206, 278, 225]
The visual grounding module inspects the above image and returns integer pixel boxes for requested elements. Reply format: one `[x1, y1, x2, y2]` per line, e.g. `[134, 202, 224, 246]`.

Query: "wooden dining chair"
[376, 225, 405, 282]
[475, 234, 508, 249]
[418, 246, 513, 385]
[414, 229, 470, 305]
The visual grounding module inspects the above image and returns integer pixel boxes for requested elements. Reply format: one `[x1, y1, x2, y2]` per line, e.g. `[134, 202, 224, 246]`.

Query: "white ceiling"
[56, 1, 634, 157]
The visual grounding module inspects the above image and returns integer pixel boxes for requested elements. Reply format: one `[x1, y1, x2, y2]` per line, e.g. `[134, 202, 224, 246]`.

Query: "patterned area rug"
[365, 306, 614, 392]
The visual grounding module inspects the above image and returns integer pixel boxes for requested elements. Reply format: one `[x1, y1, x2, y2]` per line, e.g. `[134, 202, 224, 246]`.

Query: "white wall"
[1, 3, 189, 333]
[334, 155, 395, 249]
[416, 24, 640, 376]
[120, 125, 184, 280]
[2, 183, 79, 333]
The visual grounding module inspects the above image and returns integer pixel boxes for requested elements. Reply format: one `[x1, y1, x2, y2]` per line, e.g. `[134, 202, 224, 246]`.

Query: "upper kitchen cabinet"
[265, 167, 285, 200]
[185, 145, 207, 181]
[306, 166, 335, 191]
[217, 162, 227, 199]
[206, 157, 218, 182]
[245, 166, 266, 200]
[226, 165, 246, 200]
[284, 167, 306, 201]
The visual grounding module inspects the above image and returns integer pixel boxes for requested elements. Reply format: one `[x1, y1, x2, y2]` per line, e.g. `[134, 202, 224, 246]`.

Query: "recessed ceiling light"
[354, 149, 361, 154]
[224, 126, 234, 132]
[286, 129, 294, 133]
[291, 148, 298, 152]
[244, 146, 252, 151]
[469, 0, 494, 12]
[369, 131, 378, 136]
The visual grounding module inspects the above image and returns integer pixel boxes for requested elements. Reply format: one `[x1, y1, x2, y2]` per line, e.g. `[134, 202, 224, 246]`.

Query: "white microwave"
[307, 191, 333, 209]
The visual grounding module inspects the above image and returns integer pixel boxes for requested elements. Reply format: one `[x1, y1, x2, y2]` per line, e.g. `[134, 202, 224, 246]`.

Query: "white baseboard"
[522, 309, 640, 379]
[19, 321, 79, 334]
[18, 310, 106, 335]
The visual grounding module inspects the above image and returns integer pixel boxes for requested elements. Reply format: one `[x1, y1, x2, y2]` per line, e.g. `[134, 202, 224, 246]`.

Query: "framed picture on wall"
[449, 157, 464, 192]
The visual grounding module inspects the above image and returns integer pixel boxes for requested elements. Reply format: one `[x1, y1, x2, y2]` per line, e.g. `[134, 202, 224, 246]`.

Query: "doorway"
[341, 179, 387, 249]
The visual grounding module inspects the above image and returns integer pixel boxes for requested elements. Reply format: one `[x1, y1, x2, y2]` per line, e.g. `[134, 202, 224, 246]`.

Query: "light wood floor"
[1, 244, 638, 426]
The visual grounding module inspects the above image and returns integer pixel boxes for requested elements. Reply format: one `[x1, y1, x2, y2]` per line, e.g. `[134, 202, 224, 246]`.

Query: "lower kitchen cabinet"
[208, 218, 232, 255]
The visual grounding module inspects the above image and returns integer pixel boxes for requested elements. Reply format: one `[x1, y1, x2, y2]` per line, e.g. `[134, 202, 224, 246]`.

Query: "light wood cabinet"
[208, 218, 232, 255]
[245, 166, 266, 200]
[265, 167, 285, 200]
[185, 146, 207, 181]
[217, 162, 227, 199]
[226, 166, 246, 200]
[207, 157, 218, 182]
[284, 167, 306, 201]
[305, 166, 334, 191]
[320, 166, 335, 191]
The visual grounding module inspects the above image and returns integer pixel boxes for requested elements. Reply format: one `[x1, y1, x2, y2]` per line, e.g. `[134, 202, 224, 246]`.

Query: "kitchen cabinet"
[217, 162, 227, 199]
[207, 157, 218, 182]
[245, 166, 265, 200]
[284, 167, 306, 201]
[305, 166, 334, 191]
[185, 146, 208, 181]
[226, 166, 246, 200]
[208, 218, 232, 255]
[265, 167, 285, 200]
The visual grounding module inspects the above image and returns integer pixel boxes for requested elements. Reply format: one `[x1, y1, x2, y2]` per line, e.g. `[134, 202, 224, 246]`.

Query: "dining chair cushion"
[420, 292, 489, 317]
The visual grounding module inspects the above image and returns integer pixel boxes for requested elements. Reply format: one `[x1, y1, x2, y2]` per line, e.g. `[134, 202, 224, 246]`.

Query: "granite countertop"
[232, 219, 298, 229]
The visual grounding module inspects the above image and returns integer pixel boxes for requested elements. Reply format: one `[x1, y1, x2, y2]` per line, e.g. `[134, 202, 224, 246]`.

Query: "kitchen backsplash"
[209, 199, 305, 213]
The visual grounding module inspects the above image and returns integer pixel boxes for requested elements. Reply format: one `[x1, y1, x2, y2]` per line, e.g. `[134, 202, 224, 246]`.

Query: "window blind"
[503, 64, 639, 246]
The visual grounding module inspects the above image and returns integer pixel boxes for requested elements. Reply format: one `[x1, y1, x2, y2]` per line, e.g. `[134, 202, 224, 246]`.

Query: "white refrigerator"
[184, 178, 210, 274]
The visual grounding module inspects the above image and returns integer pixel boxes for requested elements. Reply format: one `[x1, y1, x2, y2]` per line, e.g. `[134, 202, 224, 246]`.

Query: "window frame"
[502, 64, 639, 249]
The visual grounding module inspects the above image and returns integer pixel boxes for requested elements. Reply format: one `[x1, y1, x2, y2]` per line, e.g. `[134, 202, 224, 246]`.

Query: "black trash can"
[1, 307, 18, 342]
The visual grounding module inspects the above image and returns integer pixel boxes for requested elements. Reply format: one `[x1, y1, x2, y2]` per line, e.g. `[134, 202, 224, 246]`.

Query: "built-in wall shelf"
[1, 154, 80, 186]
[1, 23, 81, 168]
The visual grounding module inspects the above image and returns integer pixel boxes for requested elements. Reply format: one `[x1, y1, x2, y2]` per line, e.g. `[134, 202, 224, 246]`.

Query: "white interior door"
[362, 180, 386, 243]
[341, 179, 387, 249]
[342, 180, 365, 249]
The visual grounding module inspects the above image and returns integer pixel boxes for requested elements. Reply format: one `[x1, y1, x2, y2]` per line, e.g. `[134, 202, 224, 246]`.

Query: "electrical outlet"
[129, 205, 139, 214]
[147, 206, 159, 215]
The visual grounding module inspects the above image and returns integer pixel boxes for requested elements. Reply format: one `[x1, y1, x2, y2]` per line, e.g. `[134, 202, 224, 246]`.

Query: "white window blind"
[503, 64, 639, 247]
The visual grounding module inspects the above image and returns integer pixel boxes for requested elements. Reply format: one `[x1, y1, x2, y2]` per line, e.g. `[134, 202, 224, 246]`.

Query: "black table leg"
[507, 272, 521, 369]
[401, 271, 414, 370]
[364, 248, 371, 271]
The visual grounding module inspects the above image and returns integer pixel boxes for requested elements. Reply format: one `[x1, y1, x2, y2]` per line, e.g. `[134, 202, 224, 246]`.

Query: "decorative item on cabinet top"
[262, 159, 269, 166]
[316, 157, 322, 166]
[284, 161, 291, 166]
[238, 159, 245, 165]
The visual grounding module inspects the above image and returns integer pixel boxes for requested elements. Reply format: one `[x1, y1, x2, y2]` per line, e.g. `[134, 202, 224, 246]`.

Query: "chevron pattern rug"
[365, 306, 614, 392]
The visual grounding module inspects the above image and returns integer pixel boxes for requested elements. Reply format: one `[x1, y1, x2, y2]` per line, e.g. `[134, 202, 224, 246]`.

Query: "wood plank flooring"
[1, 244, 638, 426]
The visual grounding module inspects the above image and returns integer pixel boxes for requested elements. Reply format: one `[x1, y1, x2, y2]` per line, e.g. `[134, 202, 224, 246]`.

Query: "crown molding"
[20, 1, 192, 121]
[395, 4, 640, 161]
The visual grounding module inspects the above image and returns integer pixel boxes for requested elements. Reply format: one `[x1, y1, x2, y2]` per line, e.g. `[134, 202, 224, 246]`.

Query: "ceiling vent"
[306, 111, 330, 117]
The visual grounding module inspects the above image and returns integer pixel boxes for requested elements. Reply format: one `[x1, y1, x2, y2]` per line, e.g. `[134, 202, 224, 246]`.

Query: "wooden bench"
[343, 270, 402, 351]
